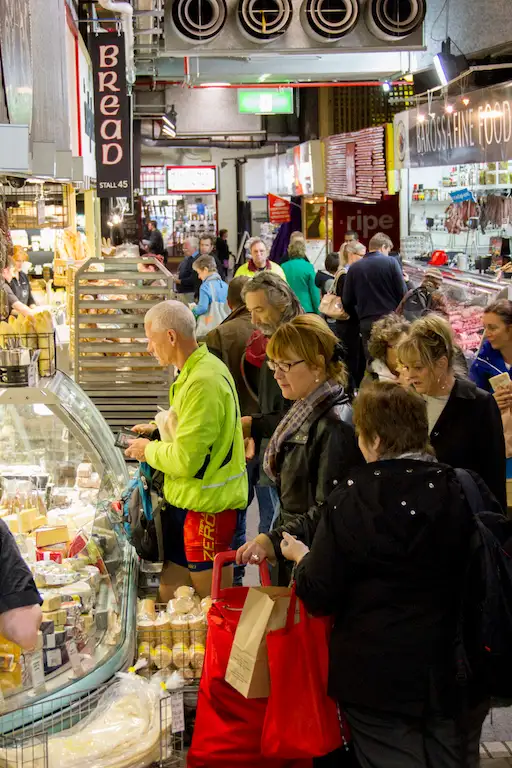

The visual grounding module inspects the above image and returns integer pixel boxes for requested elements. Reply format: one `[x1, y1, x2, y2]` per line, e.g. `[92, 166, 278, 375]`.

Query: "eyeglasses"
[267, 359, 304, 373]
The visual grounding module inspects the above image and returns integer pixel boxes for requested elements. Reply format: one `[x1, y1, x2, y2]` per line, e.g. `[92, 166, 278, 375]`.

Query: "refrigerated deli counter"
[0, 371, 136, 723]
[404, 260, 505, 357]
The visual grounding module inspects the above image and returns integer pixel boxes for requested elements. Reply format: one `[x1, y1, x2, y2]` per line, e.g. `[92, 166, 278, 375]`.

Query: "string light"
[462, 97, 470, 106]
[445, 104, 454, 114]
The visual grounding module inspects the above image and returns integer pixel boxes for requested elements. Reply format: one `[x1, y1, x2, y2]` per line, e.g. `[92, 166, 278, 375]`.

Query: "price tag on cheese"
[66, 639, 84, 677]
[170, 691, 185, 734]
[29, 650, 46, 692]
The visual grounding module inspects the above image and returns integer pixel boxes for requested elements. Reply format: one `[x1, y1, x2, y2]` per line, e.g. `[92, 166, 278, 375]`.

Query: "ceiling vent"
[365, 0, 426, 40]
[164, 0, 425, 53]
[301, 0, 359, 42]
[237, 0, 293, 42]
[171, 0, 228, 42]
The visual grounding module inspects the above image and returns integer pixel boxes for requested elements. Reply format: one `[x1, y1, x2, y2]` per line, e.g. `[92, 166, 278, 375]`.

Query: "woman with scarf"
[235, 238, 287, 281]
[236, 314, 363, 587]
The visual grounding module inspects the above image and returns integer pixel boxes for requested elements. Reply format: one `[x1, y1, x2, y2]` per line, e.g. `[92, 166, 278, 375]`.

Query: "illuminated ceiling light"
[433, 38, 468, 87]
[382, 81, 391, 92]
[445, 104, 454, 114]
[259, 73, 271, 82]
[417, 113, 426, 123]
[200, 82, 231, 87]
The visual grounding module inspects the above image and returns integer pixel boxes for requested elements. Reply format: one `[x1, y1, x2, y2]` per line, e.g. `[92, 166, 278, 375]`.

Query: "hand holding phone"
[114, 430, 136, 449]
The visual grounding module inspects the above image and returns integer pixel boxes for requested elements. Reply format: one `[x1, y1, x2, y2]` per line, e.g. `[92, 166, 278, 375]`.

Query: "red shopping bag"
[188, 553, 312, 768]
[262, 585, 346, 759]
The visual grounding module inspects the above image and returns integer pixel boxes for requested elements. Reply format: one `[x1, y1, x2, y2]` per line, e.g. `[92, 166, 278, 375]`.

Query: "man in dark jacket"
[199, 235, 226, 280]
[175, 237, 199, 303]
[205, 276, 254, 416]
[342, 232, 407, 358]
[240, 273, 302, 533]
[145, 220, 165, 258]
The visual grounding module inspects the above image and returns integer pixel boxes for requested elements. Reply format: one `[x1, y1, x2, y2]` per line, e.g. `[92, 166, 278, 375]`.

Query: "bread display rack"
[73, 256, 175, 432]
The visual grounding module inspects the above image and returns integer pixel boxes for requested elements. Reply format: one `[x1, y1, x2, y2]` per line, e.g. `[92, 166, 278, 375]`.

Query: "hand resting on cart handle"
[236, 534, 277, 566]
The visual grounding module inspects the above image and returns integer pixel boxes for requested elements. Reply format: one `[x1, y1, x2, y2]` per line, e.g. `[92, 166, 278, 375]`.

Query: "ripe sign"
[91, 34, 131, 198]
[332, 195, 400, 250]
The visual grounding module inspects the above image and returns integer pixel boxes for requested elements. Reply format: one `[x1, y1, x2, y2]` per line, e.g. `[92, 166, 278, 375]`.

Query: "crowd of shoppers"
[132, 227, 512, 767]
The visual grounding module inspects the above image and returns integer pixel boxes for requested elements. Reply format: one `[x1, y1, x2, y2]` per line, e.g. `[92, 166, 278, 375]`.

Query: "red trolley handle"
[212, 550, 271, 599]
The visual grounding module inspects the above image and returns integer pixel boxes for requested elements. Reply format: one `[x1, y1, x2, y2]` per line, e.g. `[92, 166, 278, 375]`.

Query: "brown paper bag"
[225, 586, 291, 699]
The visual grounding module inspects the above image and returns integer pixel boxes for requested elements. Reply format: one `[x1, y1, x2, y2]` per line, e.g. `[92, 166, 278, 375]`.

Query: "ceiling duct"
[365, 0, 425, 41]
[301, 0, 359, 42]
[164, 0, 425, 53]
[237, 0, 293, 42]
[171, 0, 228, 43]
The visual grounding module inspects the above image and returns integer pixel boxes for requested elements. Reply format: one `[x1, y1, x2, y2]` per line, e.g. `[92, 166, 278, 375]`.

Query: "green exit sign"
[238, 88, 294, 115]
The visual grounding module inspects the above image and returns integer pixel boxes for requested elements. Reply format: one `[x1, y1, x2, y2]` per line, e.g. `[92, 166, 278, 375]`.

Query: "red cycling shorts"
[183, 509, 238, 571]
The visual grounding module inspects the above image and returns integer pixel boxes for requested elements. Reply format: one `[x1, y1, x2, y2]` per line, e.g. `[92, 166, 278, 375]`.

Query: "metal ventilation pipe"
[301, 0, 360, 42]
[97, 0, 136, 85]
[237, 0, 293, 43]
[365, 0, 426, 41]
[171, 0, 228, 43]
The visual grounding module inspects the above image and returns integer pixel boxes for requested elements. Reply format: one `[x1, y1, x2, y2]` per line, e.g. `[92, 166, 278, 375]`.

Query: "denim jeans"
[256, 485, 280, 534]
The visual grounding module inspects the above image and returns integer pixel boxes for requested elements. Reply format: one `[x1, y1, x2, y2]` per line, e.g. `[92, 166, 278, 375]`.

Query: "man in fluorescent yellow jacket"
[235, 238, 286, 281]
[126, 300, 248, 598]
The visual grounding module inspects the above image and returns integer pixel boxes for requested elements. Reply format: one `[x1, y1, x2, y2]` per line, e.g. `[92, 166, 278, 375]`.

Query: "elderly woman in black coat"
[236, 314, 363, 587]
[281, 381, 494, 768]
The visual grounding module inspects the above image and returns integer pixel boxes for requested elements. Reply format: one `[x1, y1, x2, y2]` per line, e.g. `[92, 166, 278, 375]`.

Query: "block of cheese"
[40, 592, 62, 612]
[33, 514, 48, 530]
[4, 509, 36, 534]
[36, 526, 70, 548]
[42, 609, 67, 628]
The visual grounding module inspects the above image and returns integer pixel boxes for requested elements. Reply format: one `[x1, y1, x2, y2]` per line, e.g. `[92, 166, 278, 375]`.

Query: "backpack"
[454, 469, 512, 698]
[398, 287, 432, 321]
[121, 462, 166, 562]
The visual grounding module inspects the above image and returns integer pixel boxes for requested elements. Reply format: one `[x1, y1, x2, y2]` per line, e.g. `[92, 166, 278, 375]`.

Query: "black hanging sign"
[90, 33, 131, 198]
[394, 81, 512, 169]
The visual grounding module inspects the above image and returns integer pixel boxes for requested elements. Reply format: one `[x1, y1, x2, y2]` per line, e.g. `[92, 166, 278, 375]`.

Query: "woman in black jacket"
[397, 314, 506, 510]
[237, 314, 363, 586]
[281, 382, 492, 768]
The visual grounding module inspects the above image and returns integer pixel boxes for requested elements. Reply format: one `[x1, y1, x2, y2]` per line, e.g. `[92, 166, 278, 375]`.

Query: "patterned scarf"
[263, 379, 340, 482]
[247, 258, 272, 273]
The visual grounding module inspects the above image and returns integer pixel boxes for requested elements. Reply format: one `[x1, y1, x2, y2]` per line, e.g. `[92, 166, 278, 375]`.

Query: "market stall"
[287, 141, 329, 268]
[140, 165, 218, 268]
[325, 124, 399, 250]
[0, 370, 135, 717]
[394, 81, 512, 274]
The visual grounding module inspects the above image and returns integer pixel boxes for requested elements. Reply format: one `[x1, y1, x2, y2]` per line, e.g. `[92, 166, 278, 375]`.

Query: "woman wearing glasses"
[237, 314, 363, 586]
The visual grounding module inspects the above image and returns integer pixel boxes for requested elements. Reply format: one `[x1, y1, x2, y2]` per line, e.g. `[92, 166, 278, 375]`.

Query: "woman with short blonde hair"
[237, 314, 363, 586]
[397, 314, 506, 508]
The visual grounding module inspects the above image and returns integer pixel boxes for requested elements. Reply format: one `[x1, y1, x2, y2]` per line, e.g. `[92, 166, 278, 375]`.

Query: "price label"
[29, 650, 46, 692]
[66, 639, 84, 677]
[45, 634, 56, 649]
[170, 691, 185, 734]
[46, 648, 62, 668]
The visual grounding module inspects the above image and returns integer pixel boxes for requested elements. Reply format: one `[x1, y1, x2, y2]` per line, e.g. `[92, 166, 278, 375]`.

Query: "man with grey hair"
[175, 236, 199, 303]
[240, 272, 302, 534]
[126, 299, 248, 599]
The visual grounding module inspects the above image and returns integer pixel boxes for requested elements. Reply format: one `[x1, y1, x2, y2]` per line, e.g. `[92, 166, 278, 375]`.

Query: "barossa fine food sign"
[394, 81, 512, 169]
[91, 33, 131, 198]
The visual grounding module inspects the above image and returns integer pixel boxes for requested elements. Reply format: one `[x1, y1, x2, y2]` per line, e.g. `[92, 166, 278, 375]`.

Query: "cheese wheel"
[188, 614, 207, 644]
[169, 615, 189, 646]
[138, 598, 156, 621]
[174, 585, 195, 600]
[189, 643, 205, 670]
[137, 619, 155, 643]
[154, 613, 172, 645]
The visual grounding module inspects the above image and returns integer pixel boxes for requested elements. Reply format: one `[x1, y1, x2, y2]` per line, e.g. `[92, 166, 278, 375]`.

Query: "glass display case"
[0, 372, 136, 718]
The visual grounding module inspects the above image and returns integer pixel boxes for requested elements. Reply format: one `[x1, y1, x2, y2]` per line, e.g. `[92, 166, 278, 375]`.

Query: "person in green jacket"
[282, 240, 321, 314]
[126, 300, 248, 599]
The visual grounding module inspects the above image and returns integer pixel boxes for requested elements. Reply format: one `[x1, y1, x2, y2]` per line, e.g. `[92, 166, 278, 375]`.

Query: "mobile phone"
[114, 429, 135, 449]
